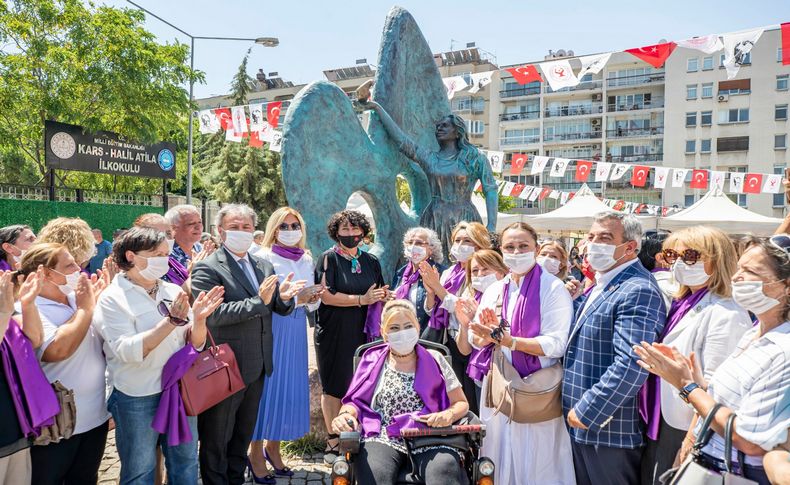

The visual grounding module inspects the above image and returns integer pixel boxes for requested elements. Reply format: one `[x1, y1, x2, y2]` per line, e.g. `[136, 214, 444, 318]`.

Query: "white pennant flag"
[762, 174, 784, 194]
[676, 35, 724, 54]
[225, 129, 243, 143]
[528, 188, 541, 202]
[442, 76, 469, 99]
[722, 28, 763, 79]
[672, 168, 689, 188]
[198, 109, 221, 134]
[594, 161, 612, 182]
[231, 106, 248, 135]
[539, 59, 579, 91]
[530, 156, 550, 175]
[610, 163, 630, 181]
[560, 192, 570, 205]
[548, 190, 560, 199]
[468, 71, 495, 94]
[577, 53, 612, 78]
[259, 121, 276, 143]
[711, 171, 726, 190]
[729, 172, 745, 193]
[519, 186, 534, 200]
[502, 181, 516, 196]
[486, 150, 504, 174]
[549, 157, 570, 177]
[654, 167, 670, 189]
[269, 131, 283, 153]
[248, 104, 266, 132]
[624, 202, 634, 213]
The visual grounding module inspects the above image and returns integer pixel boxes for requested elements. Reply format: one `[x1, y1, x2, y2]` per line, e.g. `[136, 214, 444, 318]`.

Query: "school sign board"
[45, 120, 176, 179]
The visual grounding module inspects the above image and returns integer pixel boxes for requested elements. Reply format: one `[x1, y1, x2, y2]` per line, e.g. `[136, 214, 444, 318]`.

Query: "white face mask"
[167, 239, 176, 252]
[503, 252, 535, 274]
[138, 255, 170, 281]
[387, 327, 420, 355]
[52, 269, 80, 295]
[586, 242, 626, 272]
[450, 244, 475, 263]
[223, 230, 254, 254]
[277, 229, 302, 247]
[672, 260, 710, 287]
[731, 280, 782, 315]
[404, 245, 427, 264]
[536, 256, 561, 275]
[471, 273, 498, 293]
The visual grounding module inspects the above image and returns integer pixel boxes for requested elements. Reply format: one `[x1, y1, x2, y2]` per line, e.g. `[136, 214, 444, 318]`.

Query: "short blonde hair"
[37, 217, 95, 266]
[451, 221, 491, 251]
[380, 299, 419, 336]
[18, 243, 68, 276]
[262, 206, 307, 249]
[538, 240, 569, 280]
[663, 226, 737, 298]
[465, 249, 508, 295]
[134, 213, 167, 228]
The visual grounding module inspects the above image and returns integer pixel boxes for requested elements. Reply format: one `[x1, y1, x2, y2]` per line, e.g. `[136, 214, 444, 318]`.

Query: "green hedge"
[0, 199, 162, 238]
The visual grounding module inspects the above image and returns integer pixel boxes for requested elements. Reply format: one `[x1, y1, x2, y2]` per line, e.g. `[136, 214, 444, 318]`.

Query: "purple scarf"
[394, 264, 421, 300]
[502, 265, 544, 377]
[428, 263, 467, 330]
[465, 291, 497, 381]
[639, 288, 709, 440]
[364, 302, 383, 341]
[1, 319, 60, 437]
[151, 344, 200, 446]
[271, 244, 304, 262]
[0, 259, 12, 272]
[342, 343, 450, 438]
[165, 256, 189, 287]
[651, 267, 669, 273]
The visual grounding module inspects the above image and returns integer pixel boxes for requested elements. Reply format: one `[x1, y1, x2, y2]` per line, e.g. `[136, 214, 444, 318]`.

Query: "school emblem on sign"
[157, 149, 175, 171]
[50, 132, 76, 159]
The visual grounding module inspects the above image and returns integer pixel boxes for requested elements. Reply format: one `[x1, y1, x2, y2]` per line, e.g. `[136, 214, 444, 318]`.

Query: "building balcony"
[607, 98, 664, 113]
[544, 79, 603, 94]
[543, 131, 602, 142]
[605, 152, 664, 163]
[606, 126, 664, 138]
[500, 86, 541, 98]
[544, 103, 603, 118]
[606, 71, 666, 89]
[499, 135, 540, 146]
[499, 111, 540, 122]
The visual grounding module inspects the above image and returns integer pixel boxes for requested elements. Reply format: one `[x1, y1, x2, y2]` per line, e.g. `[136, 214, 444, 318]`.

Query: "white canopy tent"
[658, 187, 783, 236]
[472, 194, 523, 231]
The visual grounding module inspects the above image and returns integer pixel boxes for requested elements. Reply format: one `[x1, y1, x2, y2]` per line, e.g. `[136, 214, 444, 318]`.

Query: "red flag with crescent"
[214, 108, 233, 130]
[612, 200, 626, 211]
[249, 130, 263, 148]
[625, 42, 677, 68]
[505, 64, 542, 85]
[538, 186, 551, 201]
[267, 102, 283, 128]
[689, 169, 709, 189]
[575, 160, 593, 182]
[630, 165, 650, 187]
[510, 153, 528, 175]
[781, 23, 790, 65]
[743, 173, 763, 194]
[510, 183, 526, 197]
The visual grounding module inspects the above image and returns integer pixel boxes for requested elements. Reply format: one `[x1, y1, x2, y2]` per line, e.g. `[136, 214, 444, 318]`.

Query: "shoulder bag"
[33, 380, 76, 446]
[179, 329, 245, 416]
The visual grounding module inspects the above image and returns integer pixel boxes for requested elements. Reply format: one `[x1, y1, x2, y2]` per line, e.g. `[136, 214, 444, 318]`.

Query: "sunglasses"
[157, 299, 189, 326]
[278, 222, 301, 231]
[768, 234, 790, 259]
[489, 318, 511, 343]
[661, 248, 702, 265]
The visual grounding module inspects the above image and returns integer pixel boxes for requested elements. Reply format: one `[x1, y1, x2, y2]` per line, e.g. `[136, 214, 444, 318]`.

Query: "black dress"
[315, 249, 384, 398]
[0, 357, 28, 458]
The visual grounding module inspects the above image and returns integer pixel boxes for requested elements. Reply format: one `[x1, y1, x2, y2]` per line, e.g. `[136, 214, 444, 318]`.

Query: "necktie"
[237, 258, 259, 289]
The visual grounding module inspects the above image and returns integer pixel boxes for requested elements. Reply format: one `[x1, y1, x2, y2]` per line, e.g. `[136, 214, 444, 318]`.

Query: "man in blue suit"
[563, 212, 666, 485]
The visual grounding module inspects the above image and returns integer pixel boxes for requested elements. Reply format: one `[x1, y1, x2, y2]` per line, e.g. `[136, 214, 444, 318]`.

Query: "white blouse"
[259, 249, 318, 311]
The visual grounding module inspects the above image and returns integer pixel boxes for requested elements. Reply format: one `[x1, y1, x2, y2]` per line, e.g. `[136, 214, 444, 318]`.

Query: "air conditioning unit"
[592, 93, 603, 102]
[717, 93, 729, 102]
[591, 119, 601, 127]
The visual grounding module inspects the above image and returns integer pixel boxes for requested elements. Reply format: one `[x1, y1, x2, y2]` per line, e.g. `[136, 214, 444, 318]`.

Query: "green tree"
[498, 195, 516, 212]
[0, 0, 201, 193]
[195, 51, 286, 226]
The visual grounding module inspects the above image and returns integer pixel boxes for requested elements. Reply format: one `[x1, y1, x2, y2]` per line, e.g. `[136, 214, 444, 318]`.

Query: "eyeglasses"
[661, 248, 702, 265]
[278, 222, 301, 231]
[768, 234, 790, 259]
[157, 299, 189, 326]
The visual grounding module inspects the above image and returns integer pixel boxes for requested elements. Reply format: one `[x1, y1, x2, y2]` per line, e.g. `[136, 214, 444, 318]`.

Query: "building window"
[775, 166, 787, 207]
[702, 56, 714, 70]
[716, 136, 749, 152]
[701, 83, 713, 98]
[776, 134, 787, 149]
[472, 97, 485, 114]
[776, 104, 788, 121]
[685, 112, 697, 127]
[700, 111, 712, 126]
[684, 195, 695, 207]
[466, 120, 485, 135]
[685, 140, 696, 153]
[718, 79, 751, 95]
[687, 58, 699, 72]
[718, 108, 749, 124]
[700, 139, 711, 153]
[779, 48, 784, 63]
[777, 75, 789, 91]
[686, 84, 697, 100]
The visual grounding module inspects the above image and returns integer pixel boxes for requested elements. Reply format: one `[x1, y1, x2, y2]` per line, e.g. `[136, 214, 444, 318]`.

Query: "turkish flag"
[782, 23, 790, 65]
[267, 102, 283, 128]
[743, 173, 763, 194]
[636, 203, 647, 214]
[625, 42, 677, 68]
[538, 186, 551, 201]
[613, 200, 625, 211]
[662, 207, 669, 217]
[214, 108, 233, 130]
[510, 183, 526, 197]
[505, 64, 542, 85]
[631, 165, 650, 187]
[249, 130, 263, 148]
[510, 153, 528, 175]
[575, 160, 593, 182]
[689, 169, 709, 189]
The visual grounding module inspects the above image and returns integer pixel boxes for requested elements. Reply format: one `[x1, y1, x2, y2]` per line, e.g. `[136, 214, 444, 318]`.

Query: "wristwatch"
[678, 382, 701, 404]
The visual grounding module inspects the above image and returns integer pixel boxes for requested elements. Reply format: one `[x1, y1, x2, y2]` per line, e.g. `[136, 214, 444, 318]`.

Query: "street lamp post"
[125, 1, 278, 204]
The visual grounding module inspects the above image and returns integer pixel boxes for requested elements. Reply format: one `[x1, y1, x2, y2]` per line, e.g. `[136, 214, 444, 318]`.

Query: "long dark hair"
[445, 114, 483, 176]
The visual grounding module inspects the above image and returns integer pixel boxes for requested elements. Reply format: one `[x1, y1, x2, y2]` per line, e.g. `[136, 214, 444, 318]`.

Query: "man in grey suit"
[191, 204, 305, 485]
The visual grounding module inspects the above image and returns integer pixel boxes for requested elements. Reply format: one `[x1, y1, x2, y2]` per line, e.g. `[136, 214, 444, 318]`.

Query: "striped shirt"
[698, 321, 790, 466]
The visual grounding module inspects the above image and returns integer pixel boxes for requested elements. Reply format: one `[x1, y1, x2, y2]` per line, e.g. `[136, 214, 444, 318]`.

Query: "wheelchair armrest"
[339, 431, 361, 455]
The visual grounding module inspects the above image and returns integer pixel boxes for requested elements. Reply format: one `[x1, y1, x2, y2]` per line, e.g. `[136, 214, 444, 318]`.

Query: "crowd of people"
[0, 200, 788, 485]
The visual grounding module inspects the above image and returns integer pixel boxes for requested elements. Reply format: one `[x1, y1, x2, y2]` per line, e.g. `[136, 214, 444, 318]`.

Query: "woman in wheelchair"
[331, 300, 471, 485]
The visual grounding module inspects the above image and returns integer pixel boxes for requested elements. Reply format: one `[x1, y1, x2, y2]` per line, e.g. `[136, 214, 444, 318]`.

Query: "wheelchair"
[329, 339, 495, 485]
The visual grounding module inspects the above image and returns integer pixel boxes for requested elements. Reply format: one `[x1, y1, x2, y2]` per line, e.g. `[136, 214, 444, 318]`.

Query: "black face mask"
[338, 234, 362, 249]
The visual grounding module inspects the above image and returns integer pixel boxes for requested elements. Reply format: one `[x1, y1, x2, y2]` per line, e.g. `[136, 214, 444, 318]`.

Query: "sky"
[101, 0, 790, 99]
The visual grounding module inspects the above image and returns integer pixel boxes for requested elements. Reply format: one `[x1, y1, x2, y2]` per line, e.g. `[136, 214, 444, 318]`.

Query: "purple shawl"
[465, 291, 493, 381]
[363, 302, 383, 341]
[342, 343, 450, 438]
[394, 264, 421, 300]
[151, 344, 200, 446]
[0, 259, 12, 272]
[1, 319, 59, 437]
[427, 263, 466, 330]
[271, 244, 304, 262]
[165, 256, 189, 287]
[639, 288, 709, 440]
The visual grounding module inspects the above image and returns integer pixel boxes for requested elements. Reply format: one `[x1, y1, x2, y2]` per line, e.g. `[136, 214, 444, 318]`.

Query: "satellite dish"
[659, 39, 668, 44]
[567, 50, 574, 57]
[556, 49, 566, 57]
